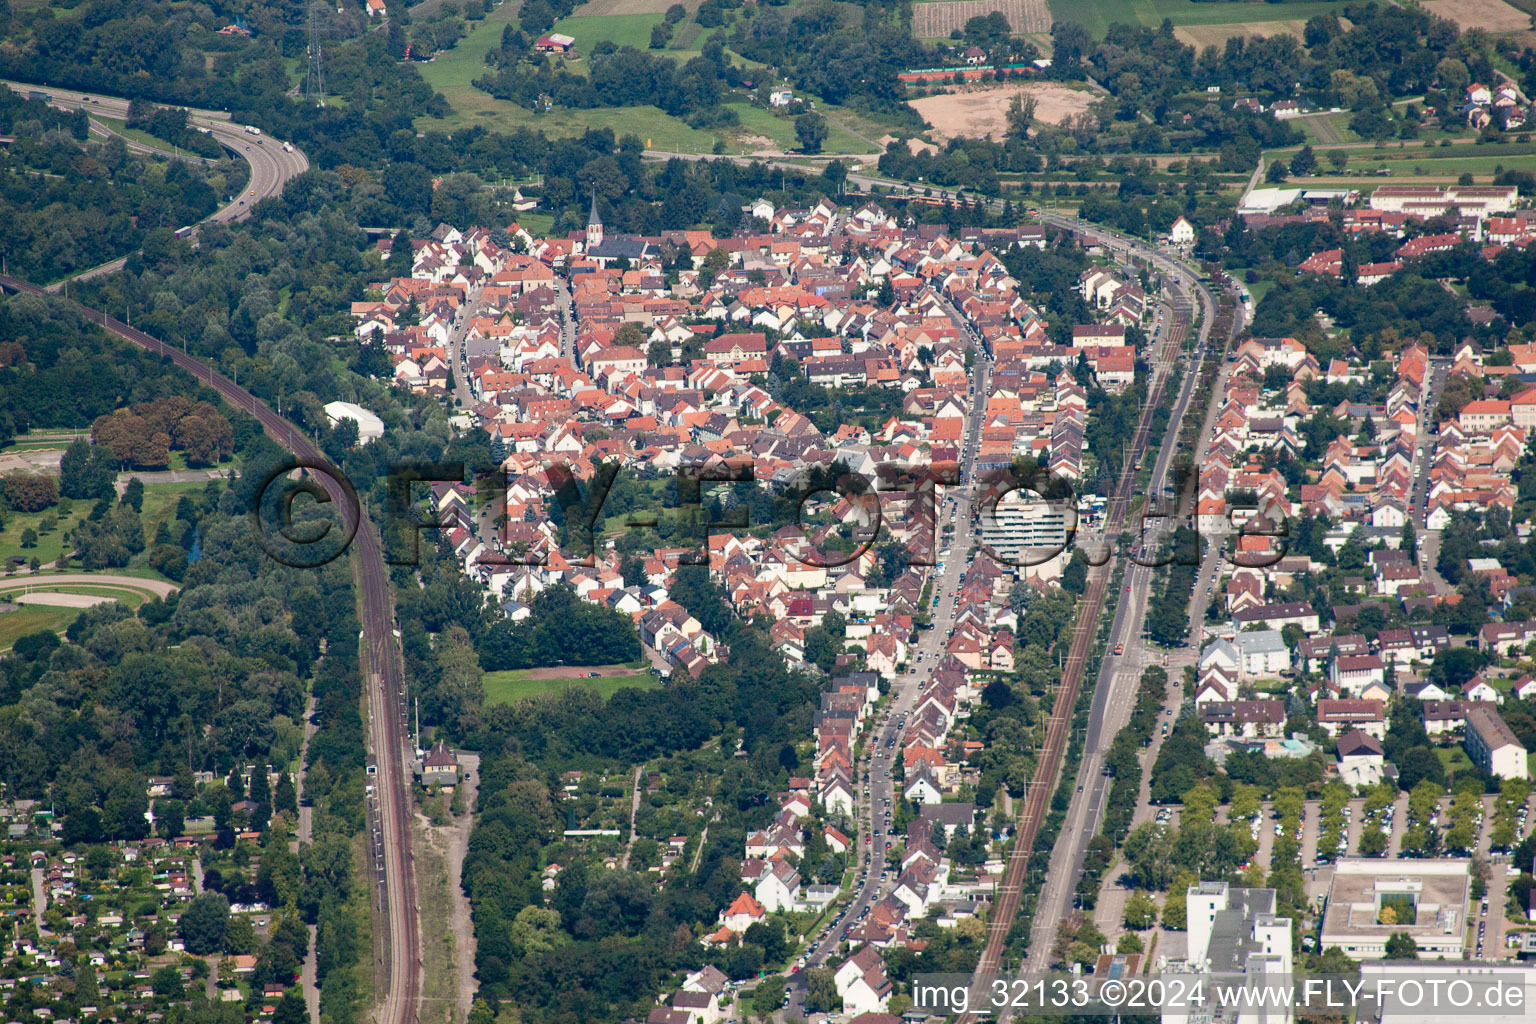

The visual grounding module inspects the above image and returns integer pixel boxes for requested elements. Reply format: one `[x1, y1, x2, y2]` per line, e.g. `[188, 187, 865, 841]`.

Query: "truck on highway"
[243, 125, 261, 136]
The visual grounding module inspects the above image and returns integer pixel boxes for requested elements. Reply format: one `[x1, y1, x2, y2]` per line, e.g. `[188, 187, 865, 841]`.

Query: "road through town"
[785, 297, 995, 1019]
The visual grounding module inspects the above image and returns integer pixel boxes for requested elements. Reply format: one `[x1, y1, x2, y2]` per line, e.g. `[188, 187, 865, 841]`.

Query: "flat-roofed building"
[1321, 858, 1470, 960]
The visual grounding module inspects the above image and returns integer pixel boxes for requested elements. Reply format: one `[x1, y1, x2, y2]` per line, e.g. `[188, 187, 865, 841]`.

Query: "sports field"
[1048, 0, 1351, 41]
[482, 664, 660, 704]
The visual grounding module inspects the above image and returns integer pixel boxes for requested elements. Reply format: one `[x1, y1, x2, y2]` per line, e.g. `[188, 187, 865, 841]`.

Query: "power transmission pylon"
[306, 2, 327, 106]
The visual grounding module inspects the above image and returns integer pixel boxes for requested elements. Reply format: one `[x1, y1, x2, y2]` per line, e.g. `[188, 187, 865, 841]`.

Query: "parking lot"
[1098, 788, 1535, 962]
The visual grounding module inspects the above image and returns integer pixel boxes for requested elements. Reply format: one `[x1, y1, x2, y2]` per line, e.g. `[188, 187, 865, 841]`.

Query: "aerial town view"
[8, 0, 1536, 1022]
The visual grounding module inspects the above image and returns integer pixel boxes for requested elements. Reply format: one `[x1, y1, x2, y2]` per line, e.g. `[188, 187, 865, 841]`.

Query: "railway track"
[958, 274, 1197, 1022]
[0, 274, 422, 1024]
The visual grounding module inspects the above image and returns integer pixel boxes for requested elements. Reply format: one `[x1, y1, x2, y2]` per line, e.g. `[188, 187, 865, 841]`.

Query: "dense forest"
[0, 90, 241, 283]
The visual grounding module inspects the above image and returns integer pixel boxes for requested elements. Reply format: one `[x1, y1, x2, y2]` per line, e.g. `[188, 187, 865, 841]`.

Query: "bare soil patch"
[1422, 0, 1530, 33]
[518, 663, 642, 679]
[910, 83, 1097, 141]
[1174, 20, 1307, 48]
[912, 0, 1049, 38]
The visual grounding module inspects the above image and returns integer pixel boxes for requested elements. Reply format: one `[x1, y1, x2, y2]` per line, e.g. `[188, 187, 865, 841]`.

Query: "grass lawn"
[138, 480, 210, 539]
[0, 605, 78, 651]
[553, 13, 666, 49]
[724, 103, 876, 155]
[415, 1, 881, 152]
[0, 501, 91, 569]
[5, 432, 87, 452]
[0, 479, 207, 576]
[483, 666, 659, 704]
[1436, 746, 1476, 781]
[517, 211, 557, 237]
[93, 115, 192, 158]
[1244, 277, 1273, 306]
[417, 1, 711, 144]
[1051, 0, 1351, 40]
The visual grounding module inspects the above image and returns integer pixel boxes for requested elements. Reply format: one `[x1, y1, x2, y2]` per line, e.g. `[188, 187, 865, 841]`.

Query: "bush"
[3, 473, 58, 512]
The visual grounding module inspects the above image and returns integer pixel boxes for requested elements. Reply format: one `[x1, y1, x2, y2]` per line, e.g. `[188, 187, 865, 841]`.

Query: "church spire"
[585, 190, 603, 250]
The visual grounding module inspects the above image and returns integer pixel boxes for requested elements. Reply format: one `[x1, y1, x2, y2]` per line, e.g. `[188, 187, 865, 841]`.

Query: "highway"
[0, 272, 421, 1024]
[2, 81, 309, 284]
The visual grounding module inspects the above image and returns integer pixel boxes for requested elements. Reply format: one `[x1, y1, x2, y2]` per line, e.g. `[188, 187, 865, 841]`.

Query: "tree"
[509, 905, 568, 958]
[60, 438, 116, 500]
[647, 340, 671, 367]
[804, 967, 838, 1013]
[1161, 870, 1198, 930]
[155, 798, 185, 840]
[275, 773, 298, 815]
[1384, 932, 1418, 959]
[178, 892, 230, 955]
[121, 476, 144, 512]
[383, 162, 433, 216]
[224, 914, 256, 955]
[1266, 160, 1289, 184]
[3, 472, 58, 512]
[273, 991, 307, 1024]
[1006, 92, 1037, 139]
[1359, 827, 1388, 857]
[1435, 58, 1470, 98]
[795, 113, 828, 155]
[1051, 20, 1090, 66]
[752, 977, 788, 1017]
[19, 527, 37, 549]
[1290, 145, 1316, 177]
[1124, 890, 1159, 929]
[151, 964, 184, 999]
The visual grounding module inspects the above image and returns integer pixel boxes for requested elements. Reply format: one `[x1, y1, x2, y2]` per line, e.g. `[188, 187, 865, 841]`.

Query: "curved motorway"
[0, 271, 421, 1024]
[2, 81, 309, 283]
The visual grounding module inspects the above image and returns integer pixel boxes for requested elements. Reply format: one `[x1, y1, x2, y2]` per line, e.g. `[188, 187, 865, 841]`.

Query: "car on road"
[1114, 643, 1124, 655]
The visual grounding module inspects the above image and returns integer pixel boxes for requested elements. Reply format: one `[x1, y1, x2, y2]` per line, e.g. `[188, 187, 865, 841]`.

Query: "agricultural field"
[551, 13, 667, 50]
[573, 0, 700, 14]
[1173, 20, 1306, 49]
[1049, 0, 1351, 42]
[482, 663, 660, 704]
[1266, 136, 1536, 186]
[912, 0, 1050, 39]
[1422, 0, 1530, 36]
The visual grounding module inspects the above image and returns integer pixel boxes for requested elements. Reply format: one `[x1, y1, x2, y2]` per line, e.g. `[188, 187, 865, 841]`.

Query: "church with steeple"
[585, 191, 603, 250]
[578, 190, 653, 266]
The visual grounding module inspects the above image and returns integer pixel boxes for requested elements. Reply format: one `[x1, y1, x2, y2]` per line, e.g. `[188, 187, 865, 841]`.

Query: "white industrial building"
[323, 401, 385, 442]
